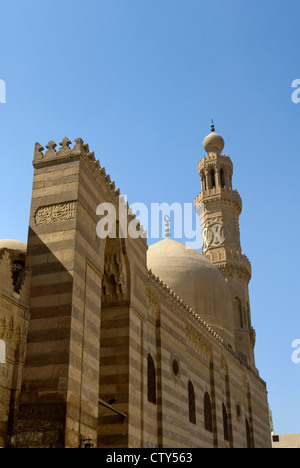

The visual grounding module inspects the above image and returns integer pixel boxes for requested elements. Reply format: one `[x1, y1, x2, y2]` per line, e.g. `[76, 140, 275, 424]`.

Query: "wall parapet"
[33, 137, 147, 244]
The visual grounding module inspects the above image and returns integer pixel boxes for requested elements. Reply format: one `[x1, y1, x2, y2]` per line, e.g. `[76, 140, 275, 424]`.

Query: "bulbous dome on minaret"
[203, 121, 225, 154]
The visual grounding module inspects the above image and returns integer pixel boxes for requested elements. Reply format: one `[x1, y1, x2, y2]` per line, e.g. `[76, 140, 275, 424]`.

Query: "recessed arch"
[222, 403, 230, 441]
[210, 169, 216, 189]
[233, 297, 244, 329]
[188, 381, 196, 425]
[204, 392, 213, 432]
[246, 419, 252, 448]
[220, 168, 226, 187]
[147, 353, 157, 405]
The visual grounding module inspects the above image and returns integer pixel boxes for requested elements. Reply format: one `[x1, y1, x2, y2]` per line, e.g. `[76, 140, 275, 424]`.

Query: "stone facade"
[0, 130, 272, 448]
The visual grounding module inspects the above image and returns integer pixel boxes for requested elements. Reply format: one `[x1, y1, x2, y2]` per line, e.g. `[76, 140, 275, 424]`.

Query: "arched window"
[0, 340, 6, 364]
[12, 259, 25, 287]
[200, 172, 206, 191]
[222, 403, 230, 441]
[204, 392, 213, 432]
[188, 381, 196, 425]
[220, 168, 226, 188]
[246, 419, 252, 448]
[210, 170, 216, 189]
[234, 297, 244, 329]
[147, 354, 156, 405]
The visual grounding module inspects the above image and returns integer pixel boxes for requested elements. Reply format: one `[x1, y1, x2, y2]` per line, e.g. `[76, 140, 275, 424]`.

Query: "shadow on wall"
[16, 227, 75, 448]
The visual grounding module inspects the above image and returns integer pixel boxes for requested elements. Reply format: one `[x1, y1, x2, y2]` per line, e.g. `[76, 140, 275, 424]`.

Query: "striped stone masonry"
[11, 136, 271, 448]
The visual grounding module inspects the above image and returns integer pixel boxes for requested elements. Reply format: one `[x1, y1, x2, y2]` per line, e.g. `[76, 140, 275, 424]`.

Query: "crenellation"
[58, 137, 72, 156]
[94, 159, 100, 170]
[32, 138, 124, 207]
[34, 142, 45, 161]
[14, 267, 31, 301]
[0, 250, 17, 295]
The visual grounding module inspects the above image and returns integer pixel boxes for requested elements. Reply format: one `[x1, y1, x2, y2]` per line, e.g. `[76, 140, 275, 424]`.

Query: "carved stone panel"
[34, 202, 77, 226]
[186, 322, 212, 362]
[101, 253, 128, 304]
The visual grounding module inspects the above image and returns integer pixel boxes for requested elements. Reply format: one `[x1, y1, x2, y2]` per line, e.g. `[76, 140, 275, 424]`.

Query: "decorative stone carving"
[34, 142, 44, 160]
[45, 140, 57, 158]
[202, 220, 225, 252]
[220, 353, 228, 374]
[147, 286, 160, 321]
[186, 322, 212, 361]
[58, 137, 72, 156]
[101, 253, 127, 304]
[34, 202, 77, 226]
[0, 315, 22, 345]
[201, 216, 241, 252]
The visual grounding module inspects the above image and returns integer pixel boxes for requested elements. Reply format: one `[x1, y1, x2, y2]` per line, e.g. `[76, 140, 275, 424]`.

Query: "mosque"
[0, 125, 271, 448]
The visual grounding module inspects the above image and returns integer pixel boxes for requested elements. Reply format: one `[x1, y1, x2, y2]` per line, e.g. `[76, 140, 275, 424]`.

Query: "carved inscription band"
[34, 202, 77, 226]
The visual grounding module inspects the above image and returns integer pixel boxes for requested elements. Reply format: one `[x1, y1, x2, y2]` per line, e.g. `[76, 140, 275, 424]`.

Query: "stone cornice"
[195, 187, 242, 214]
[198, 153, 233, 170]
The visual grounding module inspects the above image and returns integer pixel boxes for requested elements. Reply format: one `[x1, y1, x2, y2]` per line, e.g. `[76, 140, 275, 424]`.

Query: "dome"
[0, 239, 27, 253]
[147, 238, 234, 345]
[203, 124, 225, 154]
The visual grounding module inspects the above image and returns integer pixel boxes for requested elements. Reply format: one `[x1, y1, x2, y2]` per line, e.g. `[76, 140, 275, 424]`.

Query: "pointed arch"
[204, 392, 213, 432]
[222, 403, 230, 441]
[101, 229, 131, 306]
[246, 419, 252, 448]
[233, 297, 244, 329]
[220, 168, 226, 188]
[147, 354, 157, 405]
[188, 381, 196, 425]
[210, 169, 216, 189]
[200, 172, 206, 191]
[246, 383, 255, 448]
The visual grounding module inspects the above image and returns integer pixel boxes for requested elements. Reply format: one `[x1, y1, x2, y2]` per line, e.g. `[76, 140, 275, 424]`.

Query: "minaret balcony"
[206, 249, 252, 282]
[195, 187, 242, 214]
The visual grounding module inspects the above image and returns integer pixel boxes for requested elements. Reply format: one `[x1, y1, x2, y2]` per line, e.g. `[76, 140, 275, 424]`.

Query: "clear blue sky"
[1, 0, 299, 435]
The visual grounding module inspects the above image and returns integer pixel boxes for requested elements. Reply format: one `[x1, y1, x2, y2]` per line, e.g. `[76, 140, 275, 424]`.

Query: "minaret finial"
[211, 119, 215, 133]
[164, 215, 171, 238]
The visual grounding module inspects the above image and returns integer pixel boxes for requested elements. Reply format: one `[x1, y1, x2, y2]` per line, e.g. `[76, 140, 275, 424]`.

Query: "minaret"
[195, 123, 256, 368]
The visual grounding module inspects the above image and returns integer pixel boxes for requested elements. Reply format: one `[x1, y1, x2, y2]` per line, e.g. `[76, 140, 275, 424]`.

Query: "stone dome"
[147, 238, 234, 345]
[0, 239, 27, 253]
[203, 130, 225, 154]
